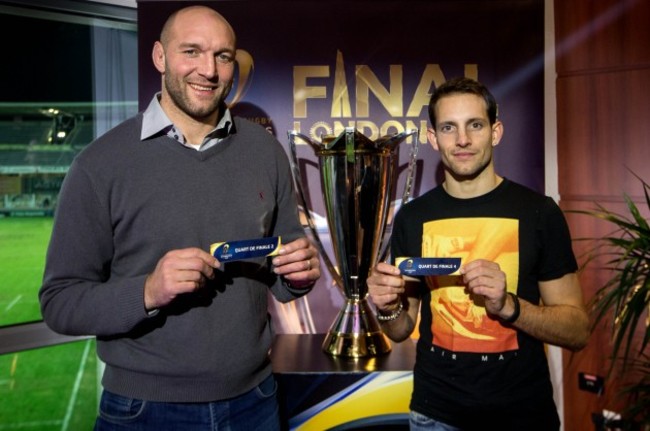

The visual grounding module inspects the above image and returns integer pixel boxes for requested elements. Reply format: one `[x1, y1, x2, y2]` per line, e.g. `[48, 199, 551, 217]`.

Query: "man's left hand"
[272, 237, 320, 288]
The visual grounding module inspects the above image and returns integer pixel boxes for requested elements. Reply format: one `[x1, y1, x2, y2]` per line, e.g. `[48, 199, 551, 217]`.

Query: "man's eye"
[183, 49, 198, 56]
[470, 122, 484, 130]
[217, 54, 234, 64]
[440, 125, 454, 133]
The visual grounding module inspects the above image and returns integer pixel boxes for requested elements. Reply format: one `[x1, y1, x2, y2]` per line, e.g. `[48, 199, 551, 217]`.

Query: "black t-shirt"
[392, 179, 577, 430]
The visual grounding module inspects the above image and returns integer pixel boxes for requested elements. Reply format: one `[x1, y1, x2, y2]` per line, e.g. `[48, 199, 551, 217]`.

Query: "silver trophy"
[288, 127, 419, 357]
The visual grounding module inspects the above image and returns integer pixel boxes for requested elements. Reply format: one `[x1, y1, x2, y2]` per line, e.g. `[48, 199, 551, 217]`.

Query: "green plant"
[571, 173, 650, 429]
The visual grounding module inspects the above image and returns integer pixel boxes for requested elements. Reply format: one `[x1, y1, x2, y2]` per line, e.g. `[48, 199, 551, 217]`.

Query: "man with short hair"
[368, 77, 589, 431]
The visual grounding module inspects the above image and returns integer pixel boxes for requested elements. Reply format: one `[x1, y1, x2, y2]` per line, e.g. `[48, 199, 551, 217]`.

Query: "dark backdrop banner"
[137, 0, 545, 334]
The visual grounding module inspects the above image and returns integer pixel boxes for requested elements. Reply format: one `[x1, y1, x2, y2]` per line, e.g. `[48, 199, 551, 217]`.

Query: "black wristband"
[501, 292, 520, 324]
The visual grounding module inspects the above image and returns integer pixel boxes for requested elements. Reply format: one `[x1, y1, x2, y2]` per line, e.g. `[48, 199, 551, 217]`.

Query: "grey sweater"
[39, 114, 310, 402]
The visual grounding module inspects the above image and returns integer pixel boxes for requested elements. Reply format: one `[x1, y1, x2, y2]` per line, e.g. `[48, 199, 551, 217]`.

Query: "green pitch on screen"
[0, 217, 53, 326]
[1, 218, 100, 429]
[0, 339, 99, 430]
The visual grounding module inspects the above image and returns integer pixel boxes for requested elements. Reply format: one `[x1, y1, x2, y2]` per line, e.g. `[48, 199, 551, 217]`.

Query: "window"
[0, 1, 137, 328]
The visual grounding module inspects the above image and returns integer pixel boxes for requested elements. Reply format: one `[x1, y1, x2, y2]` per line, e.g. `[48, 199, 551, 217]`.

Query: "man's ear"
[427, 128, 440, 151]
[492, 120, 504, 147]
[152, 41, 166, 74]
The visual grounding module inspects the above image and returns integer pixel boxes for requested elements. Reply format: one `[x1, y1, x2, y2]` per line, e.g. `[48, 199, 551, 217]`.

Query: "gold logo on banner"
[293, 50, 478, 143]
[227, 49, 255, 107]
[228, 48, 479, 144]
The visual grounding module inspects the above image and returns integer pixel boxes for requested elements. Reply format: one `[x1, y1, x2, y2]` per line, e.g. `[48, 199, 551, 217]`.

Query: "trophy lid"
[320, 127, 416, 155]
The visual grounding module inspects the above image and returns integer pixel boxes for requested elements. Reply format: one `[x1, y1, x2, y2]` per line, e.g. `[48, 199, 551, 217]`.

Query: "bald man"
[40, 6, 320, 430]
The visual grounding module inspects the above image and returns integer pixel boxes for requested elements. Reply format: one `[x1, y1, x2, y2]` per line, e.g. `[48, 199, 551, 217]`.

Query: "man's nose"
[456, 128, 470, 145]
[198, 55, 217, 78]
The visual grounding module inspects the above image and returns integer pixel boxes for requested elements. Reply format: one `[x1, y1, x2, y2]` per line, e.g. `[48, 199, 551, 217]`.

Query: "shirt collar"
[140, 92, 234, 148]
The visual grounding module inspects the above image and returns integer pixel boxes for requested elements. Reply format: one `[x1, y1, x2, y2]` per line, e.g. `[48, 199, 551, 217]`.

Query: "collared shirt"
[141, 92, 233, 151]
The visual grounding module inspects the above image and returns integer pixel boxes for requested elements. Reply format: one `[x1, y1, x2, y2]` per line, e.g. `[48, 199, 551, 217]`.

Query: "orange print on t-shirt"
[422, 217, 519, 353]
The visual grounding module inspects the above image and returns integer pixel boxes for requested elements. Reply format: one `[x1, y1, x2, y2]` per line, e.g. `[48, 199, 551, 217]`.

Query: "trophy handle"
[378, 128, 420, 263]
[287, 130, 345, 289]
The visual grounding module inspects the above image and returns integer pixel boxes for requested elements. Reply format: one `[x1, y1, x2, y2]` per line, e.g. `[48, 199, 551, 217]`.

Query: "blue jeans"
[410, 410, 462, 431]
[94, 374, 280, 431]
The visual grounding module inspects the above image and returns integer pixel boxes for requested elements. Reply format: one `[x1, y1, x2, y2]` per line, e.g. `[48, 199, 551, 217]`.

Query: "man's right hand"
[144, 248, 221, 311]
[367, 262, 405, 313]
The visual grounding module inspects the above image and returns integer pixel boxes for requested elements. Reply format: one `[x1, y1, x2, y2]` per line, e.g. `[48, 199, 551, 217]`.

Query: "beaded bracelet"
[376, 301, 404, 322]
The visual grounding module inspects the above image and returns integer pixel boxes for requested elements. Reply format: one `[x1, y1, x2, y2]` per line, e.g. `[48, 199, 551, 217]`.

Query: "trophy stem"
[321, 297, 392, 357]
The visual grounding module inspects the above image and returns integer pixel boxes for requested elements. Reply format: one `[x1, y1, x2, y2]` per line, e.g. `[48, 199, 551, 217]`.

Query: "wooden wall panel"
[555, 0, 650, 72]
[555, 0, 650, 429]
[557, 70, 650, 201]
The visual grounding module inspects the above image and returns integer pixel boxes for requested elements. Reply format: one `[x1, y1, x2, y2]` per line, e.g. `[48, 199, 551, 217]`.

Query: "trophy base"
[322, 297, 392, 358]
